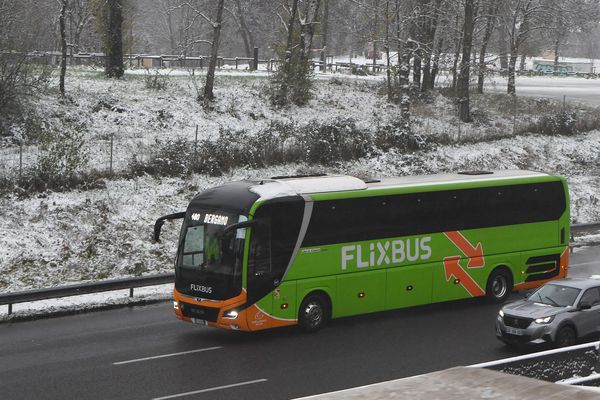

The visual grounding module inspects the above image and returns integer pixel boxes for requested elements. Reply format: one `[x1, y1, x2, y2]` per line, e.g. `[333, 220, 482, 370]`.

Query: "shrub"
[29, 128, 90, 190]
[375, 118, 427, 152]
[298, 118, 371, 165]
[537, 111, 578, 136]
[131, 138, 193, 177]
[144, 69, 169, 91]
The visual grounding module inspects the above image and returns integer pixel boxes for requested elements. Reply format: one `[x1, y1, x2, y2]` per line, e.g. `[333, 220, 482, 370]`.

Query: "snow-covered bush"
[298, 118, 371, 165]
[537, 111, 578, 136]
[131, 137, 192, 177]
[375, 118, 427, 152]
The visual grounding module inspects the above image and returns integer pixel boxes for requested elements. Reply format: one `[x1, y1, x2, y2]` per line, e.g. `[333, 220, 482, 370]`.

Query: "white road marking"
[113, 346, 222, 365]
[151, 379, 268, 400]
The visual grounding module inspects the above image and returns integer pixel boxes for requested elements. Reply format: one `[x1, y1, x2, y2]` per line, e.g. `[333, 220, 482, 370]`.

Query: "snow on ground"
[1, 66, 600, 318]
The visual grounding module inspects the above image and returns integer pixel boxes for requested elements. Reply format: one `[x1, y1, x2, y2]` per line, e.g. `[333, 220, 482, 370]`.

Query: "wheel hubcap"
[304, 302, 323, 328]
[492, 276, 507, 298]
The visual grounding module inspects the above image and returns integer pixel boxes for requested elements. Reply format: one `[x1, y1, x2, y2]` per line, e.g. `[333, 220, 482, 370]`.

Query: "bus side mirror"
[222, 220, 255, 236]
[154, 212, 186, 242]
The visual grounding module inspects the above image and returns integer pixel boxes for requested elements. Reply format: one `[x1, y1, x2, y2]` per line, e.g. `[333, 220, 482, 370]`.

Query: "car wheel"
[555, 326, 576, 347]
[486, 269, 512, 303]
[298, 294, 329, 333]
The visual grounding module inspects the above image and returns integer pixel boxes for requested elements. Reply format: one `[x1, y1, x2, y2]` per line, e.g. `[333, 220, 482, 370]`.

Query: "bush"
[130, 138, 193, 177]
[375, 118, 427, 152]
[0, 54, 53, 140]
[298, 118, 371, 165]
[537, 111, 578, 136]
[144, 69, 169, 91]
[26, 128, 90, 190]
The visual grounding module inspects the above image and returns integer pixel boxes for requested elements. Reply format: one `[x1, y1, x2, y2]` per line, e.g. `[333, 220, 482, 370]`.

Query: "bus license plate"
[191, 318, 208, 325]
[506, 327, 524, 336]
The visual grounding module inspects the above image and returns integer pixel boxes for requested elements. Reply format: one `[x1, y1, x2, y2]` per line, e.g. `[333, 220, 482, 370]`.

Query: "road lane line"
[113, 346, 222, 365]
[151, 379, 268, 400]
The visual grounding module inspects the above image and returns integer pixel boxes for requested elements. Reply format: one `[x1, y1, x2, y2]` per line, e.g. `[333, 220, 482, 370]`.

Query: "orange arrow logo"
[444, 231, 485, 268]
[443, 256, 485, 297]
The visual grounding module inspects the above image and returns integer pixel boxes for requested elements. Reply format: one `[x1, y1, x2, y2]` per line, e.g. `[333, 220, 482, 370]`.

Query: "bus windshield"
[176, 211, 247, 300]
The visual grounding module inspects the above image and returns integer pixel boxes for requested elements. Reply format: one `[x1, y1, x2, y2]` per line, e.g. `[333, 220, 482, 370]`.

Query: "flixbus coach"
[154, 170, 570, 332]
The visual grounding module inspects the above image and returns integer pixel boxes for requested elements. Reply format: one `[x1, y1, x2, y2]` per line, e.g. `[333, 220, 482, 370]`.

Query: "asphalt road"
[1, 247, 599, 400]
[487, 76, 600, 106]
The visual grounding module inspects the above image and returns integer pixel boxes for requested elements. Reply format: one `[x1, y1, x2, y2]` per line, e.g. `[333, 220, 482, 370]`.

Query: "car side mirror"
[580, 302, 592, 310]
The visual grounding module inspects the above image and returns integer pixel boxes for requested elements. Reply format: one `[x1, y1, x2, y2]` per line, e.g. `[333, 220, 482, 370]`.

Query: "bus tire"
[298, 293, 330, 333]
[486, 268, 512, 303]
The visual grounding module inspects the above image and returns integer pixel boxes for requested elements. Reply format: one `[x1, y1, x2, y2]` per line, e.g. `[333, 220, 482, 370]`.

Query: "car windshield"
[176, 210, 247, 300]
[529, 284, 581, 307]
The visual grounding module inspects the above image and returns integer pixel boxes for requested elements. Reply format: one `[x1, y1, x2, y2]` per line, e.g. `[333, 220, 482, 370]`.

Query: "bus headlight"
[534, 316, 554, 324]
[223, 310, 239, 319]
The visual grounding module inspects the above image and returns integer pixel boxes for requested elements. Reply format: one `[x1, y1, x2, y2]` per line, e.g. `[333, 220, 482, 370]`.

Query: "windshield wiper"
[543, 295, 560, 307]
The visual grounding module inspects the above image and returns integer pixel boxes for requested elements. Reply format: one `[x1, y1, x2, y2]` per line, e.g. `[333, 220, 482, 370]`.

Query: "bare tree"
[499, 0, 546, 95]
[232, 0, 255, 58]
[59, 0, 68, 95]
[105, 0, 124, 78]
[476, 0, 499, 94]
[67, 0, 94, 53]
[202, 0, 226, 102]
[457, 0, 476, 122]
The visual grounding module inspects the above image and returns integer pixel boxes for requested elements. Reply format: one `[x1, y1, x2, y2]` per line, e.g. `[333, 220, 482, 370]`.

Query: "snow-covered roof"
[249, 175, 367, 200]
[248, 170, 550, 201]
[367, 170, 549, 190]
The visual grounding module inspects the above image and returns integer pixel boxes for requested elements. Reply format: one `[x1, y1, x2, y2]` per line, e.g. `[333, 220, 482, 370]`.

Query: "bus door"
[246, 221, 274, 329]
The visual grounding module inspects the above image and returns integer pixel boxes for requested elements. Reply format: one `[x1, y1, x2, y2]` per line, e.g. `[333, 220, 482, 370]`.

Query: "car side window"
[580, 287, 600, 307]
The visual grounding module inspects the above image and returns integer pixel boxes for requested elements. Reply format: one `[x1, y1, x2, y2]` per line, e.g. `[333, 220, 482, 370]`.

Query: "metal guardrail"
[1, 223, 600, 316]
[0, 273, 174, 315]
[571, 222, 600, 235]
[469, 340, 600, 391]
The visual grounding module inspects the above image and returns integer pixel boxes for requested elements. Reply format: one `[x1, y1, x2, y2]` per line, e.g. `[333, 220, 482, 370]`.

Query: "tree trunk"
[276, 0, 300, 102]
[299, 0, 322, 63]
[451, 13, 461, 90]
[385, 0, 391, 101]
[553, 35, 560, 76]
[498, 24, 508, 71]
[202, 0, 226, 102]
[234, 0, 254, 58]
[105, 0, 124, 78]
[322, 0, 330, 54]
[167, 10, 176, 54]
[457, 0, 474, 122]
[477, 1, 498, 94]
[507, 53, 517, 95]
[430, 36, 443, 87]
[59, 0, 68, 95]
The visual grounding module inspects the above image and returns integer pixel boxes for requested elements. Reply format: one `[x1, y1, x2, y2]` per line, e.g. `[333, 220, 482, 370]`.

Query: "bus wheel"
[486, 269, 512, 303]
[298, 294, 329, 333]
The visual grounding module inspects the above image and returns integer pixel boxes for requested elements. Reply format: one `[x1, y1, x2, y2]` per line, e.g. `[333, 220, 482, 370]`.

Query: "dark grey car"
[495, 278, 600, 347]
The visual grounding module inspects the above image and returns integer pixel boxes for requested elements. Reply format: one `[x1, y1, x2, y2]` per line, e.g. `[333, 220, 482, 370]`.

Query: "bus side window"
[249, 222, 272, 277]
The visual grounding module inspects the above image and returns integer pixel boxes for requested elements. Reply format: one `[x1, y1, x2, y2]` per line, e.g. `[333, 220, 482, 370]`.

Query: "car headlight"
[223, 309, 239, 319]
[498, 309, 504, 317]
[534, 316, 554, 324]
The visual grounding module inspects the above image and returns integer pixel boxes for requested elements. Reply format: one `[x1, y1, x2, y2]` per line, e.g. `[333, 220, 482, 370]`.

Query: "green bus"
[155, 170, 570, 332]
